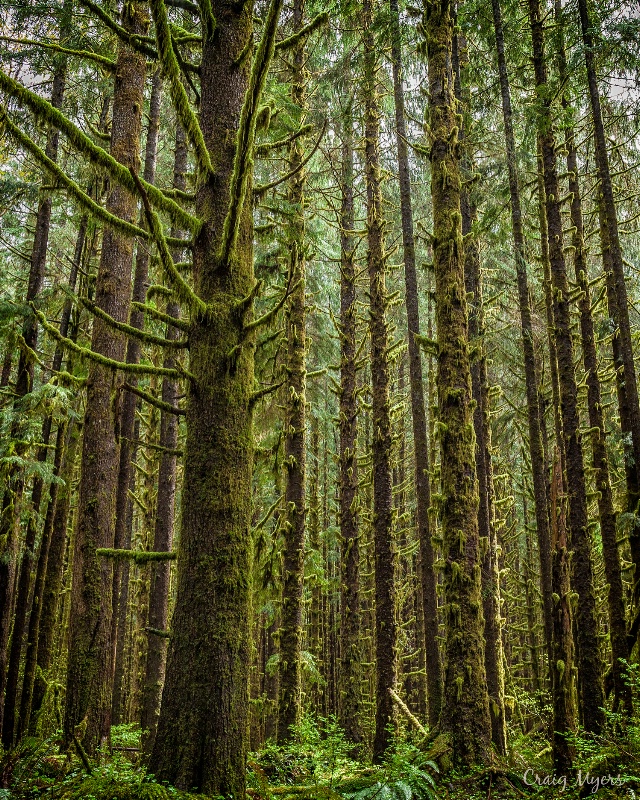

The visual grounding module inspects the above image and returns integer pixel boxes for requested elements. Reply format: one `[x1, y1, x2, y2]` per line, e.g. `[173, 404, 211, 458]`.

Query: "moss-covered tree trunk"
[0, 16, 69, 735]
[140, 122, 186, 754]
[363, 0, 397, 762]
[278, 0, 307, 741]
[148, 0, 278, 791]
[338, 102, 362, 747]
[528, 0, 605, 734]
[575, 0, 640, 614]
[112, 68, 163, 726]
[63, 0, 148, 752]
[490, 0, 553, 678]
[389, 0, 441, 728]
[17, 201, 90, 740]
[553, 1, 630, 714]
[425, 0, 491, 766]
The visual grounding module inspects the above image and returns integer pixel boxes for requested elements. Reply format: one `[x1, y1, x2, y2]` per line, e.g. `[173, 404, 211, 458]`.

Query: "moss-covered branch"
[131, 301, 190, 332]
[250, 379, 285, 406]
[97, 548, 177, 563]
[243, 279, 301, 332]
[130, 168, 207, 315]
[218, 0, 284, 265]
[253, 120, 325, 196]
[0, 36, 116, 69]
[78, 0, 158, 59]
[80, 297, 188, 349]
[255, 123, 313, 156]
[1, 110, 149, 241]
[34, 307, 182, 378]
[0, 69, 200, 234]
[198, 0, 216, 42]
[149, 0, 212, 176]
[274, 12, 328, 51]
[123, 382, 186, 416]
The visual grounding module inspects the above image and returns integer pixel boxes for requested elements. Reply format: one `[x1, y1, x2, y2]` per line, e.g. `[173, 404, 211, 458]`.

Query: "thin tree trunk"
[363, 0, 397, 762]
[140, 120, 187, 753]
[389, 0, 441, 728]
[278, 0, 307, 741]
[337, 103, 362, 747]
[490, 0, 554, 679]
[112, 69, 163, 725]
[0, 11, 69, 732]
[576, 0, 640, 610]
[528, 0, 605, 734]
[63, 0, 148, 752]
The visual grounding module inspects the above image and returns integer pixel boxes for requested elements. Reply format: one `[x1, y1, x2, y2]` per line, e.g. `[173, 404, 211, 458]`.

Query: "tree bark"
[363, 0, 397, 762]
[425, 0, 491, 766]
[389, 0, 441, 728]
[528, 0, 605, 734]
[337, 102, 362, 748]
[278, 0, 307, 741]
[63, 0, 148, 752]
[490, 0, 553, 680]
[112, 68, 163, 725]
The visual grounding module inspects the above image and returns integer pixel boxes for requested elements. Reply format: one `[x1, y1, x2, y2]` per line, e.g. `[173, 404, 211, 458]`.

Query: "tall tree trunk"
[363, 0, 397, 762]
[337, 101, 362, 747]
[140, 121, 187, 754]
[425, 0, 491, 766]
[0, 8, 70, 732]
[389, 0, 441, 728]
[15, 204, 89, 742]
[490, 0, 554, 678]
[554, 0, 631, 714]
[550, 451, 577, 772]
[149, 0, 269, 793]
[278, 0, 307, 741]
[528, 0, 605, 734]
[63, 0, 148, 752]
[112, 69, 163, 725]
[576, 0, 640, 610]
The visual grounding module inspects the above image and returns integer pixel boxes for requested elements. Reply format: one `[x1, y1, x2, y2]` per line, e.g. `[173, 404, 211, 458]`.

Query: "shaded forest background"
[0, 0, 639, 797]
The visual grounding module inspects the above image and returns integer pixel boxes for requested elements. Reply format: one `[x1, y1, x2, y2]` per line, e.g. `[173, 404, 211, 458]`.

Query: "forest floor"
[2, 714, 639, 800]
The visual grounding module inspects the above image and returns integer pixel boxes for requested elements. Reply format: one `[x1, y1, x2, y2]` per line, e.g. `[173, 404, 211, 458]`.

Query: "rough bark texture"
[426, 0, 491, 766]
[490, 0, 554, 679]
[337, 104, 362, 748]
[554, 4, 631, 713]
[278, 0, 307, 741]
[528, 0, 605, 734]
[363, 0, 397, 762]
[550, 452, 577, 772]
[0, 32, 68, 735]
[390, 0, 441, 728]
[111, 68, 163, 725]
[63, 0, 148, 752]
[140, 122, 186, 754]
[149, 0, 258, 794]
[576, 0, 640, 609]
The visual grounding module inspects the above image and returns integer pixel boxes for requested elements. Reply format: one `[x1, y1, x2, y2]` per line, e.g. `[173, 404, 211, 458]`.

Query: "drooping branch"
[243, 278, 301, 333]
[77, 0, 158, 59]
[149, 0, 213, 176]
[123, 382, 186, 416]
[218, 0, 284, 265]
[255, 123, 313, 156]
[274, 12, 328, 52]
[130, 168, 207, 316]
[0, 110, 149, 241]
[0, 69, 200, 234]
[253, 120, 326, 197]
[80, 297, 189, 349]
[34, 307, 182, 378]
[0, 37, 116, 69]
[131, 301, 191, 332]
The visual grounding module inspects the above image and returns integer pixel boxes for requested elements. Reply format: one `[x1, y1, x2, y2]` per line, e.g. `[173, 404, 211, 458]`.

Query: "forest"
[0, 0, 639, 797]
